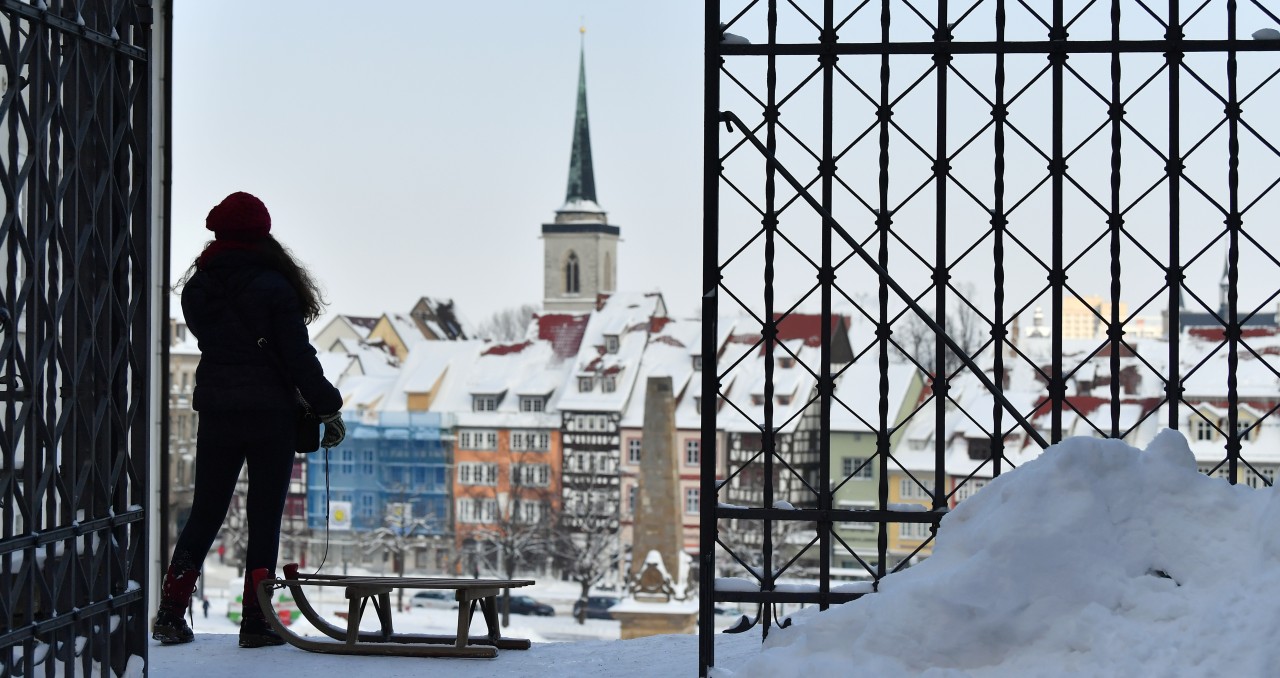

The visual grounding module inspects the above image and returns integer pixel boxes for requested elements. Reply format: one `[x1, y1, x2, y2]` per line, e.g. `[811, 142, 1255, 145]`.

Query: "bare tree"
[549, 469, 622, 625]
[894, 288, 984, 375]
[456, 449, 558, 626]
[361, 498, 439, 611]
[716, 517, 811, 580]
[475, 304, 539, 342]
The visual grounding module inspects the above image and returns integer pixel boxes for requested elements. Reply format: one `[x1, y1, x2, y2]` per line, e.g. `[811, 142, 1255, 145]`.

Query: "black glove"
[319, 413, 346, 448]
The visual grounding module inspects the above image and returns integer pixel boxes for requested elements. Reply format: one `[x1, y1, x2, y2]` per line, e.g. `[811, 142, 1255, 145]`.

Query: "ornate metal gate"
[0, 1, 154, 675]
[699, 1, 1280, 674]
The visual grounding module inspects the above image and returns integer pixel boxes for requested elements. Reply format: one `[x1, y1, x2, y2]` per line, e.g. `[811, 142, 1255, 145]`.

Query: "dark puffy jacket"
[182, 250, 342, 415]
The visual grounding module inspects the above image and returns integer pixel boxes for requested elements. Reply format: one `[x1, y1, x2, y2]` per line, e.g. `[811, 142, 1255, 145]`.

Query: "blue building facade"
[306, 412, 452, 535]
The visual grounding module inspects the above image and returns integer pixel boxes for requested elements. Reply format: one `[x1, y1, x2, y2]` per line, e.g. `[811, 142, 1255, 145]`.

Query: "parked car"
[572, 595, 620, 620]
[505, 595, 554, 617]
[410, 590, 456, 609]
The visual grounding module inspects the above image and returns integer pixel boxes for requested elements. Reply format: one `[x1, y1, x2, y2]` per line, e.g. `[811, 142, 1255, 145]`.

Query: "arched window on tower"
[566, 252, 580, 295]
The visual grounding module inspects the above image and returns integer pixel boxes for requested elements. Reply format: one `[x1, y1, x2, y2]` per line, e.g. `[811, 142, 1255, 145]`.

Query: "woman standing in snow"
[152, 192, 346, 649]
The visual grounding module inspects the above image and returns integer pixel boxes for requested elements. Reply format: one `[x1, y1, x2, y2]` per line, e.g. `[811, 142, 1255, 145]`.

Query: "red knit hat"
[205, 192, 271, 241]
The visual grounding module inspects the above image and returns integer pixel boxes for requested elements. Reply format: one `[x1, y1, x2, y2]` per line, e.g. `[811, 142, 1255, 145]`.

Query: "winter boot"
[152, 551, 199, 645]
[238, 569, 285, 649]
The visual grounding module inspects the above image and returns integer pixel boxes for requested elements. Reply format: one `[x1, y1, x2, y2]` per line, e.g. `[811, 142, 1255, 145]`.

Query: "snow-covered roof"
[554, 292, 668, 413]
[620, 317, 702, 429]
[428, 333, 571, 429]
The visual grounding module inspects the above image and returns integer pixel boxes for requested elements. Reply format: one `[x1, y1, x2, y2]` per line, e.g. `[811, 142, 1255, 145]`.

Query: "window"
[899, 478, 931, 501]
[685, 487, 700, 515]
[457, 430, 498, 450]
[777, 394, 792, 406]
[1193, 416, 1216, 441]
[778, 356, 795, 369]
[953, 478, 987, 503]
[966, 438, 992, 460]
[565, 252, 580, 294]
[578, 377, 593, 393]
[1236, 418, 1257, 442]
[604, 335, 620, 354]
[841, 456, 872, 479]
[362, 450, 374, 475]
[361, 494, 375, 518]
[473, 394, 500, 412]
[513, 463, 550, 487]
[685, 439, 701, 466]
[692, 355, 702, 371]
[602, 375, 617, 393]
[519, 396, 545, 412]
[693, 396, 702, 415]
[627, 438, 642, 464]
[627, 485, 636, 515]
[511, 430, 550, 451]
[458, 462, 498, 486]
[899, 522, 932, 540]
[515, 500, 547, 524]
[458, 498, 498, 524]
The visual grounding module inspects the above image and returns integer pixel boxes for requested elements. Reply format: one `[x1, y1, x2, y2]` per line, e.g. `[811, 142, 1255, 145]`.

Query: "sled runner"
[251, 564, 536, 658]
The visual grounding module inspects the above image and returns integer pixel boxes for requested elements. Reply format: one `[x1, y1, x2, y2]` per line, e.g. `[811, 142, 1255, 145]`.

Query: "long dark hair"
[178, 235, 327, 324]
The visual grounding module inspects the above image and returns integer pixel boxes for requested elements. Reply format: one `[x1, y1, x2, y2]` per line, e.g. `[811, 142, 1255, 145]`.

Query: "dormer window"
[519, 396, 546, 413]
[692, 355, 703, 371]
[473, 394, 501, 412]
[578, 377, 594, 393]
[777, 394, 792, 406]
[751, 394, 765, 406]
[602, 375, 617, 393]
[604, 335, 620, 354]
[778, 356, 796, 369]
[693, 396, 702, 415]
[1192, 416, 1216, 441]
[1233, 417, 1257, 442]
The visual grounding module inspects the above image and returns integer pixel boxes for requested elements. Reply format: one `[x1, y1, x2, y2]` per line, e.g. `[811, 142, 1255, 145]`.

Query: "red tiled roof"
[1189, 326, 1280, 340]
[535, 314, 590, 359]
[482, 341, 532, 356]
[343, 315, 380, 331]
[775, 313, 846, 346]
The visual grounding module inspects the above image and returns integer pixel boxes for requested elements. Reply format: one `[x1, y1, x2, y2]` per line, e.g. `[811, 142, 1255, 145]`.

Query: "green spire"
[564, 36, 597, 205]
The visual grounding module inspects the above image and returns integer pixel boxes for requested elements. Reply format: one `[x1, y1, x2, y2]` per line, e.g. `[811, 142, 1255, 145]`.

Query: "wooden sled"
[251, 564, 536, 658]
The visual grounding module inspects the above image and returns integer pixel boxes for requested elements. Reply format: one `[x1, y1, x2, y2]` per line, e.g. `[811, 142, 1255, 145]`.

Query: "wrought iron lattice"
[0, 1, 153, 675]
[699, 1, 1280, 674]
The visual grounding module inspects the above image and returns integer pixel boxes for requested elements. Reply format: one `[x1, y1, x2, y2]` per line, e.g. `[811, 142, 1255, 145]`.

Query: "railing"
[700, 2, 1280, 675]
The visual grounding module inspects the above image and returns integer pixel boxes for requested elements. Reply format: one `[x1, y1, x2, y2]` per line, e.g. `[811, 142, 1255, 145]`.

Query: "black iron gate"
[0, 1, 153, 675]
[700, 1, 1280, 674]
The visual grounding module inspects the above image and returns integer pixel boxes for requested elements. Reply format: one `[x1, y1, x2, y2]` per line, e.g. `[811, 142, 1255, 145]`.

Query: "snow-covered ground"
[151, 561, 760, 676]
[153, 430, 1277, 676]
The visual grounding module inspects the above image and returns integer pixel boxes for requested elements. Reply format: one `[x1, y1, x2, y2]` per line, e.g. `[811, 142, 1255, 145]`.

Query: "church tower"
[542, 32, 620, 312]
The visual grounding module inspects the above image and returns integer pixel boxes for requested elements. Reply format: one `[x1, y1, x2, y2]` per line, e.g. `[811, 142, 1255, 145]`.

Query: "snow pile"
[729, 430, 1280, 677]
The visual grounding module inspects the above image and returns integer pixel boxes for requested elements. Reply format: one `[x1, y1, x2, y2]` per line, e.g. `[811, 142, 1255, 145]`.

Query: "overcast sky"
[171, 1, 704, 327]
[172, 2, 1280, 334]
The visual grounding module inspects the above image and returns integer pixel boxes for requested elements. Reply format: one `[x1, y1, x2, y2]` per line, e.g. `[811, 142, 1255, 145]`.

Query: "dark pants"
[172, 410, 296, 576]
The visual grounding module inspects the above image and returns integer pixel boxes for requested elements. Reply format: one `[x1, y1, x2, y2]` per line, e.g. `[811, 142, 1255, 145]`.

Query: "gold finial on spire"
[580, 16, 586, 34]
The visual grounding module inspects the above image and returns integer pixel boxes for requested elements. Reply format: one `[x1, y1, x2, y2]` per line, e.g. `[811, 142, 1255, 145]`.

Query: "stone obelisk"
[612, 376, 697, 638]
